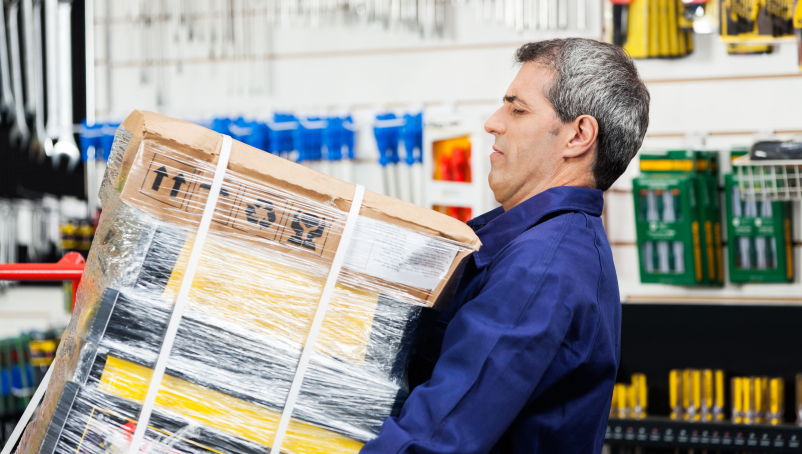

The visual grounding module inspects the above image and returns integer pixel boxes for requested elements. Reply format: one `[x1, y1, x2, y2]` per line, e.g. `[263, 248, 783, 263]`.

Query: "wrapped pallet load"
[15, 111, 481, 454]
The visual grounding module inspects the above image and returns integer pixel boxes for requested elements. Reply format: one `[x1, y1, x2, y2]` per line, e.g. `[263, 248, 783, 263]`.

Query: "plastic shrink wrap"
[14, 111, 480, 454]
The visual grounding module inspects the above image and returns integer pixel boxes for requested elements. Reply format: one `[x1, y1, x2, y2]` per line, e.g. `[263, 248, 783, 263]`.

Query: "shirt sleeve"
[360, 217, 580, 454]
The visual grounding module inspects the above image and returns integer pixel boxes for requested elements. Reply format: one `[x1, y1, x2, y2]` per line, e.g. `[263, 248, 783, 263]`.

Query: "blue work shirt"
[361, 186, 621, 454]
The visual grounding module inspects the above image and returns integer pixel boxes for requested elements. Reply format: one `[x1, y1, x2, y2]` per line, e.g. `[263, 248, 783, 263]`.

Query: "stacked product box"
[633, 150, 723, 286]
[725, 150, 794, 283]
[15, 111, 481, 454]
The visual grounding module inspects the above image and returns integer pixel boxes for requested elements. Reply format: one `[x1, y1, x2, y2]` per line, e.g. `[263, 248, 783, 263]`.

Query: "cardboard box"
[17, 111, 481, 454]
[110, 110, 480, 309]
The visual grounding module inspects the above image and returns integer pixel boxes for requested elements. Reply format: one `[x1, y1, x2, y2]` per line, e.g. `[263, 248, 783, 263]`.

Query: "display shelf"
[623, 295, 802, 306]
[422, 123, 491, 219]
[732, 156, 802, 201]
[606, 417, 802, 452]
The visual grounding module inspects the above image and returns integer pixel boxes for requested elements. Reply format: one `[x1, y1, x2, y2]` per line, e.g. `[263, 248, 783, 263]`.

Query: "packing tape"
[269, 184, 366, 454]
[126, 134, 234, 454]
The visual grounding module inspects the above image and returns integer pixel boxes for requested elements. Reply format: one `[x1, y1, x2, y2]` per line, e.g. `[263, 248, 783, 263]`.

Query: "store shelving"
[733, 156, 802, 202]
[607, 417, 802, 452]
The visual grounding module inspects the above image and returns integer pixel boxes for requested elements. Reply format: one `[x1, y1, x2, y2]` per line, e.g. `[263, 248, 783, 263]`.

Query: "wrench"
[53, 0, 80, 172]
[0, 1, 17, 122]
[43, 0, 56, 156]
[31, 0, 46, 161]
[8, 0, 31, 149]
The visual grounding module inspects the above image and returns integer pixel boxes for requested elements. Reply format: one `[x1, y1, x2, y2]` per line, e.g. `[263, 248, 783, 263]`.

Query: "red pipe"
[0, 252, 86, 310]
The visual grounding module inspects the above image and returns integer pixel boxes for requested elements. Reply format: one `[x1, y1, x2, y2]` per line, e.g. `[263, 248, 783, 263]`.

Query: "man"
[360, 38, 649, 454]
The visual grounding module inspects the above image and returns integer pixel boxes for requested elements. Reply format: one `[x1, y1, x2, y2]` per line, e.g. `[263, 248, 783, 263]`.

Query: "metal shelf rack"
[607, 417, 802, 453]
[732, 156, 802, 201]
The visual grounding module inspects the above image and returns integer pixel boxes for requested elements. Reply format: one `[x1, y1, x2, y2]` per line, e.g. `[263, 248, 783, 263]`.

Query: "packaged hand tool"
[634, 151, 721, 285]
[725, 150, 794, 283]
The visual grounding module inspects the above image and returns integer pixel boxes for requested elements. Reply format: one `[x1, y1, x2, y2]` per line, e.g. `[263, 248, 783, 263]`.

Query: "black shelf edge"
[606, 417, 802, 453]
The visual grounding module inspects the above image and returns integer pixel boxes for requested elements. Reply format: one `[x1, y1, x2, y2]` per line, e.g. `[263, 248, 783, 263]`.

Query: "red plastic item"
[438, 154, 453, 181]
[0, 252, 85, 310]
[452, 148, 467, 182]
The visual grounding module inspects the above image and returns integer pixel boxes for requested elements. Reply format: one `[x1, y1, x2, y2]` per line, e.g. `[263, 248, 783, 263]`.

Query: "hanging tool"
[208, 0, 217, 57]
[155, 0, 166, 107]
[43, 0, 58, 157]
[137, 0, 150, 85]
[0, 1, 16, 123]
[8, 0, 31, 149]
[52, 0, 79, 171]
[556, 0, 566, 28]
[22, 0, 34, 120]
[730, 0, 759, 35]
[538, 0, 546, 29]
[611, 0, 633, 46]
[104, 0, 112, 116]
[173, 0, 184, 74]
[30, 0, 46, 162]
[342, 115, 356, 184]
[765, 0, 794, 37]
[679, 0, 708, 32]
[795, 0, 802, 69]
[402, 112, 423, 206]
[374, 113, 402, 199]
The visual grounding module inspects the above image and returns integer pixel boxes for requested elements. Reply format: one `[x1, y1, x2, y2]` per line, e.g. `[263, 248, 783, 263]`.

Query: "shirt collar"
[467, 186, 604, 269]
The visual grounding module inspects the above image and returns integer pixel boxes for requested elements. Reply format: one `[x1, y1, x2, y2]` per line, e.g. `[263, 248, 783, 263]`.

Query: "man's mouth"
[491, 146, 504, 156]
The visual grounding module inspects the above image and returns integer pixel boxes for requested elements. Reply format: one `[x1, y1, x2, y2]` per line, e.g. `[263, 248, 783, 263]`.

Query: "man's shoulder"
[513, 210, 597, 249]
[494, 211, 603, 273]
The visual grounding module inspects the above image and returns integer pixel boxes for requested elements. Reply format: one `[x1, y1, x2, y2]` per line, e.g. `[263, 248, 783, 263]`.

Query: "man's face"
[485, 63, 565, 209]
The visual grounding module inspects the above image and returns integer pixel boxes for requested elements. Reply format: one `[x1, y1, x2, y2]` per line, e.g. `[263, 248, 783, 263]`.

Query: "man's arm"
[360, 215, 587, 454]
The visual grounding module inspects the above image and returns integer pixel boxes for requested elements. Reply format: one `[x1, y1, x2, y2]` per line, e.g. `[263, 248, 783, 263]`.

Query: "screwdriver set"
[725, 150, 795, 283]
[633, 150, 723, 286]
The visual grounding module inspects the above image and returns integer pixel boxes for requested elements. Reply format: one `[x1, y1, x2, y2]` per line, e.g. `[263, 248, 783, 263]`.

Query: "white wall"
[88, 1, 802, 305]
[0, 287, 71, 338]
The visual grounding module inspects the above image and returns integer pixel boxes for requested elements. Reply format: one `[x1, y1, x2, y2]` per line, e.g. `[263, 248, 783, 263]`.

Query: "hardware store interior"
[1, 1, 802, 453]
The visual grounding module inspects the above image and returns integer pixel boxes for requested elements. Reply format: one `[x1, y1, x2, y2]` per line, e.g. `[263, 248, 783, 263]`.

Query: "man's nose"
[484, 108, 506, 135]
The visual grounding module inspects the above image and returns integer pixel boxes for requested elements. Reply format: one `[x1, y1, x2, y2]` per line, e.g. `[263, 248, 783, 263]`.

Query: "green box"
[633, 174, 705, 285]
[635, 151, 723, 286]
[724, 170, 794, 283]
[692, 150, 724, 286]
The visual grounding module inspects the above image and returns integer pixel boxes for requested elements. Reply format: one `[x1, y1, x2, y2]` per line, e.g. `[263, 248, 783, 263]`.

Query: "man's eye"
[513, 109, 525, 115]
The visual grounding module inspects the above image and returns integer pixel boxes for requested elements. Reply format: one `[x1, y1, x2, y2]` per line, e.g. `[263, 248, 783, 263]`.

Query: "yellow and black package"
[16, 111, 481, 454]
[614, 0, 695, 58]
[721, 0, 796, 41]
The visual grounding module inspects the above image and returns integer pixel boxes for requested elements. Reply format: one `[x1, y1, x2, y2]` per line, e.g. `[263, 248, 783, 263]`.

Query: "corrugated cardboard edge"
[121, 110, 480, 248]
[118, 110, 481, 309]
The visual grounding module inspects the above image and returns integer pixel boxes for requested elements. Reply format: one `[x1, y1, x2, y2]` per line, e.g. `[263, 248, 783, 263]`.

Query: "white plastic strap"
[126, 135, 234, 454]
[269, 184, 366, 454]
[0, 362, 54, 454]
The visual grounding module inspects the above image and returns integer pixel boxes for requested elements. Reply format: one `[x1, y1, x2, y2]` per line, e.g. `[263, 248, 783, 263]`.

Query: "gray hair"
[515, 39, 650, 191]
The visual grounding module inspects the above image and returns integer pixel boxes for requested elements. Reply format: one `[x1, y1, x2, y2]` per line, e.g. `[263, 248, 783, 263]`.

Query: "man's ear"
[563, 115, 598, 159]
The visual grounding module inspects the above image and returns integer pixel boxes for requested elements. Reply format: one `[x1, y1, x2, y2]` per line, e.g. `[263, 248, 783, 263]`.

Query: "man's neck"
[501, 174, 594, 211]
